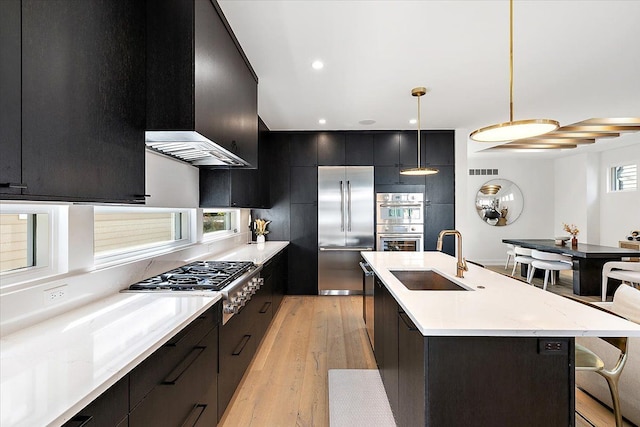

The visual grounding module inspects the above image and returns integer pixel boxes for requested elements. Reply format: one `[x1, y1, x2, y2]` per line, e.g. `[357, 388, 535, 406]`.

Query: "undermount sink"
[390, 270, 469, 291]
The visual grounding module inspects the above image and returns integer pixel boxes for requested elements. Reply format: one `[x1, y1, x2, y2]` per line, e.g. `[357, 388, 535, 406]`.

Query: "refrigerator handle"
[347, 180, 352, 232]
[340, 180, 345, 232]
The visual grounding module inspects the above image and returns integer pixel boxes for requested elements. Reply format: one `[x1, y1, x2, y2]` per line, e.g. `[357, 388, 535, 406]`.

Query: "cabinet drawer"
[130, 303, 220, 407]
[129, 326, 218, 427]
[62, 376, 128, 427]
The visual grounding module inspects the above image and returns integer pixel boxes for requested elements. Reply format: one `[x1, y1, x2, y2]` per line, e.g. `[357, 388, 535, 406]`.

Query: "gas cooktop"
[128, 261, 255, 291]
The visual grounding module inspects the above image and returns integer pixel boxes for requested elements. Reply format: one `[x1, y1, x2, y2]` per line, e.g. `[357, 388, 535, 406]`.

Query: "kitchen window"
[203, 209, 239, 239]
[609, 163, 637, 192]
[94, 207, 191, 261]
[0, 204, 65, 286]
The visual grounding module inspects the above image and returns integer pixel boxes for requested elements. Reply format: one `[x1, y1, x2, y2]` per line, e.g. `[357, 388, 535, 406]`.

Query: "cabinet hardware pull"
[165, 316, 206, 347]
[320, 247, 373, 252]
[181, 404, 207, 427]
[162, 346, 206, 385]
[0, 183, 27, 189]
[232, 335, 251, 356]
[67, 415, 93, 427]
[359, 261, 374, 276]
[259, 302, 271, 314]
[399, 312, 418, 331]
[133, 194, 151, 198]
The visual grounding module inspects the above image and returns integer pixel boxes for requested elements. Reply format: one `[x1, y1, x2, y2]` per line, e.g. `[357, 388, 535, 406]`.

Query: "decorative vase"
[571, 236, 578, 247]
[256, 234, 266, 244]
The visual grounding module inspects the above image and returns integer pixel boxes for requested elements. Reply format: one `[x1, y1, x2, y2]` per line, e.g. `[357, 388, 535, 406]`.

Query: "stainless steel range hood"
[145, 131, 249, 167]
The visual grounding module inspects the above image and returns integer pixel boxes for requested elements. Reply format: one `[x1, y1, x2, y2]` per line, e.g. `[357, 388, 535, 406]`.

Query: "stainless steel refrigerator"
[318, 166, 374, 295]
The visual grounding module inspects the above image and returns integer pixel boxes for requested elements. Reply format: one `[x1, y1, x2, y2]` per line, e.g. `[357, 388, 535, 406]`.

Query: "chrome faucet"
[436, 230, 468, 278]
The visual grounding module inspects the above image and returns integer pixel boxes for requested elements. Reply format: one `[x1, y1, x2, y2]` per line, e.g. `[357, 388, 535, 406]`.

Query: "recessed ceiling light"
[409, 119, 417, 125]
[359, 119, 376, 125]
[312, 60, 324, 70]
[318, 118, 326, 124]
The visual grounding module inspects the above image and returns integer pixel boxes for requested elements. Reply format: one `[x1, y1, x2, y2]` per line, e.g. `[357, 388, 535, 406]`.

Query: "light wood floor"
[220, 295, 625, 427]
[219, 296, 376, 426]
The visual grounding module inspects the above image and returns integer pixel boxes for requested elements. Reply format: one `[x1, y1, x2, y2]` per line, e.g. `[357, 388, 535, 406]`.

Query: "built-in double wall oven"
[375, 192, 424, 252]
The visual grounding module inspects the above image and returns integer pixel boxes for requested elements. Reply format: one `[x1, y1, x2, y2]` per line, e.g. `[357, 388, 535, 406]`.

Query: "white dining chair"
[529, 250, 572, 291]
[601, 261, 640, 301]
[505, 243, 515, 270]
[511, 247, 535, 281]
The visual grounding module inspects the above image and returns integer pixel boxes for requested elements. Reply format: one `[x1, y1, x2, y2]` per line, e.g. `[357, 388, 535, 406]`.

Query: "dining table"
[502, 238, 640, 296]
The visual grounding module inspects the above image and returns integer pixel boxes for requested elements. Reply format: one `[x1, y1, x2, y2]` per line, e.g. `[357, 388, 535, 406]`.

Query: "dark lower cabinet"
[260, 248, 287, 315]
[129, 326, 219, 427]
[289, 203, 318, 294]
[374, 276, 575, 427]
[62, 376, 128, 427]
[424, 203, 455, 254]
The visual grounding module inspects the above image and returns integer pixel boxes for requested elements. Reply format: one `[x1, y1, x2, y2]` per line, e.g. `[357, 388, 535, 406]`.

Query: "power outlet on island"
[44, 285, 68, 305]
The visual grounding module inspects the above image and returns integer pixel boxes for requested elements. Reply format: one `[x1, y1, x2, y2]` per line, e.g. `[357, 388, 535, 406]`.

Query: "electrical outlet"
[44, 285, 68, 305]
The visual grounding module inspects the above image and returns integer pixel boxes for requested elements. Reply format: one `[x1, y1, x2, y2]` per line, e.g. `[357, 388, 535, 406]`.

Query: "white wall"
[598, 143, 640, 246]
[460, 155, 555, 266]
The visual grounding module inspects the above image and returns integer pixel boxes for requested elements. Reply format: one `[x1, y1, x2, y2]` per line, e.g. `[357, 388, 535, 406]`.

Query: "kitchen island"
[362, 251, 640, 427]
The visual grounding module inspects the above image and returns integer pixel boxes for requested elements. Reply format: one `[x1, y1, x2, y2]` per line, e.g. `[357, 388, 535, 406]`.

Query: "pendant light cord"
[417, 93, 421, 168]
[509, 0, 514, 122]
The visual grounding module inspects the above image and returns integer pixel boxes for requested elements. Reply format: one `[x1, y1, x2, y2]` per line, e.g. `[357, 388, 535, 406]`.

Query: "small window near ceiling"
[94, 208, 189, 259]
[609, 164, 638, 192]
[203, 209, 238, 237]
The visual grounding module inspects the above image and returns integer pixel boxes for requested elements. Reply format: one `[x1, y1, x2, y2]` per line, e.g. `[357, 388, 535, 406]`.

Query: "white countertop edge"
[362, 251, 640, 338]
[52, 294, 222, 427]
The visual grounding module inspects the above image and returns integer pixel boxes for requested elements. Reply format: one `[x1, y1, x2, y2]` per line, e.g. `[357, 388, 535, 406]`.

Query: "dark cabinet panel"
[19, 0, 146, 202]
[256, 117, 271, 208]
[424, 165, 454, 204]
[425, 203, 455, 254]
[399, 131, 424, 167]
[398, 311, 426, 427]
[147, 0, 258, 167]
[373, 277, 385, 369]
[200, 168, 231, 207]
[317, 132, 346, 166]
[0, 0, 22, 195]
[194, 0, 257, 166]
[289, 133, 317, 166]
[426, 337, 573, 426]
[423, 130, 455, 165]
[290, 167, 317, 204]
[62, 376, 129, 427]
[373, 276, 399, 420]
[130, 326, 219, 427]
[289, 203, 318, 294]
[374, 166, 400, 186]
[373, 132, 399, 166]
[345, 133, 374, 166]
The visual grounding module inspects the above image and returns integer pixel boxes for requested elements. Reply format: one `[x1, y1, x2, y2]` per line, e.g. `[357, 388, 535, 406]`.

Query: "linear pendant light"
[400, 87, 438, 176]
[470, 0, 559, 142]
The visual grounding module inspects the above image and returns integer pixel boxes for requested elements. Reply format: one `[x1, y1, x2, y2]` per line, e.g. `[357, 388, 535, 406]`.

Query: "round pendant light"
[400, 87, 439, 176]
[470, 0, 559, 143]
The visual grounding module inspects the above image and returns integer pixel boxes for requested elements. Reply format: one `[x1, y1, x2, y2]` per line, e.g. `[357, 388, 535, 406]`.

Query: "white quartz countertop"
[0, 241, 289, 427]
[210, 241, 289, 266]
[362, 251, 640, 337]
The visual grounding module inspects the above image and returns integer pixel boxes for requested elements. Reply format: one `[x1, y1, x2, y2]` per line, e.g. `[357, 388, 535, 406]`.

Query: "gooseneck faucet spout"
[436, 230, 468, 278]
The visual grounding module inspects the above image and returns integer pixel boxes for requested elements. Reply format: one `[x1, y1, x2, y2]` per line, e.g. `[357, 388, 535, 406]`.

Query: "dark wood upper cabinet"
[13, 0, 146, 202]
[0, 0, 22, 195]
[147, 0, 258, 167]
[373, 132, 400, 166]
[345, 133, 374, 166]
[317, 133, 346, 166]
[289, 133, 318, 166]
[423, 130, 455, 165]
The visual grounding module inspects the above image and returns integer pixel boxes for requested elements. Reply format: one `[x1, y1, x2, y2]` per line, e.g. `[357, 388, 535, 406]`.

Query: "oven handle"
[378, 203, 422, 208]
[319, 247, 374, 252]
[377, 234, 423, 239]
[359, 261, 374, 276]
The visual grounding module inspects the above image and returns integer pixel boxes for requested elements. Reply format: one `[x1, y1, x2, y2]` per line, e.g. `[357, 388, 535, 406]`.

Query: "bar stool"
[602, 261, 640, 301]
[576, 285, 640, 427]
[505, 243, 515, 270]
[528, 250, 572, 291]
[511, 247, 534, 281]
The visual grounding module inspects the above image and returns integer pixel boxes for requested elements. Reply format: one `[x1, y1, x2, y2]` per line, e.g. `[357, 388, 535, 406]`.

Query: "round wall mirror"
[475, 179, 523, 226]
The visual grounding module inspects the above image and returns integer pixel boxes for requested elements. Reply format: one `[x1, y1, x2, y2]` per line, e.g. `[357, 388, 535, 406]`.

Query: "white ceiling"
[218, 0, 640, 157]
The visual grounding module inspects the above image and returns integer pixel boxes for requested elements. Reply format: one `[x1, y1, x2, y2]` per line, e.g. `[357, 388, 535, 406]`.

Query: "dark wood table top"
[502, 238, 640, 259]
